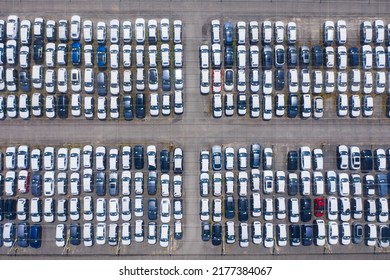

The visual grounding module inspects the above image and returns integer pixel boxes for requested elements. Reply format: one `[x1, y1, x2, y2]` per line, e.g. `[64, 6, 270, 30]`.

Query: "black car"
[134, 145, 144, 169]
[136, 93, 145, 119]
[352, 222, 363, 244]
[287, 46, 298, 68]
[33, 38, 44, 64]
[301, 224, 313, 246]
[162, 69, 171, 91]
[19, 70, 31, 92]
[262, 46, 272, 70]
[160, 150, 170, 173]
[287, 151, 298, 171]
[250, 143, 261, 168]
[224, 46, 234, 67]
[223, 22, 233, 46]
[97, 72, 107, 96]
[225, 195, 235, 219]
[57, 95, 68, 119]
[376, 174, 388, 197]
[201, 221, 211, 241]
[312, 45, 323, 67]
[148, 198, 158, 220]
[109, 175, 119, 196]
[386, 97, 390, 119]
[30, 224, 42, 249]
[300, 198, 312, 222]
[122, 95, 133, 121]
[70, 223, 81, 246]
[275, 46, 285, 67]
[378, 225, 390, 248]
[148, 171, 157, 195]
[17, 222, 29, 248]
[288, 174, 298, 196]
[238, 197, 248, 222]
[349, 47, 359, 67]
[0, 198, 4, 220]
[5, 199, 16, 220]
[31, 173, 42, 196]
[225, 69, 234, 89]
[287, 93, 298, 118]
[361, 149, 373, 172]
[95, 172, 106, 196]
[299, 46, 310, 67]
[275, 69, 285, 91]
[289, 224, 301, 246]
[212, 223, 222, 246]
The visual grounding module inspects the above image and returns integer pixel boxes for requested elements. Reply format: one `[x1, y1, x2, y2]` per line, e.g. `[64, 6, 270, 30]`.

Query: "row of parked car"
[201, 220, 390, 248]
[0, 15, 182, 45]
[0, 220, 183, 248]
[199, 167, 390, 197]
[0, 91, 183, 120]
[202, 67, 390, 96]
[1, 195, 183, 224]
[200, 194, 389, 223]
[54, 221, 182, 248]
[0, 145, 183, 172]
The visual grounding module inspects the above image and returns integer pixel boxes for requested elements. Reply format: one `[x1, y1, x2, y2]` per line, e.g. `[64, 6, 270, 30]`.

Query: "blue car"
[71, 42, 81, 66]
[224, 22, 233, 46]
[97, 45, 107, 68]
[30, 224, 42, 249]
[17, 222, 29, 248]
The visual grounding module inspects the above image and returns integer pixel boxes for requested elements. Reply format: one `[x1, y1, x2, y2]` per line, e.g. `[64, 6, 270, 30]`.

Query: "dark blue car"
[30, 224, 42, 248]
[97, 45, 107, 68]
[224, 22, 233, 46]
[31, 173, 42, 196]
[71, 42, 81, 66]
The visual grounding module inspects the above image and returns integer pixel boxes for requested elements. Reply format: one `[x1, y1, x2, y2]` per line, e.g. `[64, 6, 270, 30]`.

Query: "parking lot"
[1, 0, 390, 259]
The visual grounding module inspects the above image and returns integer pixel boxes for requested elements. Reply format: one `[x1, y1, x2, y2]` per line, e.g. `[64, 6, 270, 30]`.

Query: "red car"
[314, 198, 324, 217]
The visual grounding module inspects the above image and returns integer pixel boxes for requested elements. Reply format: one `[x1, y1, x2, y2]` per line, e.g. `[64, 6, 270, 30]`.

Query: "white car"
[376, 71, 386, 94]
[96, 223, 106, 245]
[362, 45, 373, 70]
[110, 44, 119, 69]
[375, 46, 385, 69]
[374, 20, 385, 44]
[313, 70, 323, 94]
[135, 18, 145, 44]
[55, 224, 66, 247]
[70, 198, 80, 220]
[337, 94, 348, 117]
[69, 148, 81, 171]
[264, 223, 274, 248]
[161, 198, 171, 223]
[70, 15, 81, 40]
[350, 95, 361, 118]
[134, 172, 143, 194]
[123, 21, 132, 43]
[160, 18, 170, 42]
[97, 21, 106, 44]
[110, 19, 120, 44]
[300, 69, 310, 93]
[19, 46, 30, 68]
[363, 71, 373, 94]
[337, 71, 347, 93]
[109, 198, 119, 222]
[84, 45, 93, 66]
[363, 95, 374, 117]
[324, 21, 334, 45]
[328, 221, 339, 245]
[43, 171, 55, 196]
[97, 97, 107, 120]
[96, 199, 107, 222]
[83, 20, 93, 43]
[274, 21, 284, 43]
[18, 94, 30, 120]
[57, 68, 68, 93]
[288, 69, 298, 93]
[336, 20, 347, 45]
[350, 69, 360, 92]
[110, 96, 119, 119]
[262, 70, 273, 94]
[338, 173, 350, 196]
[287, 22, 297, 44]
